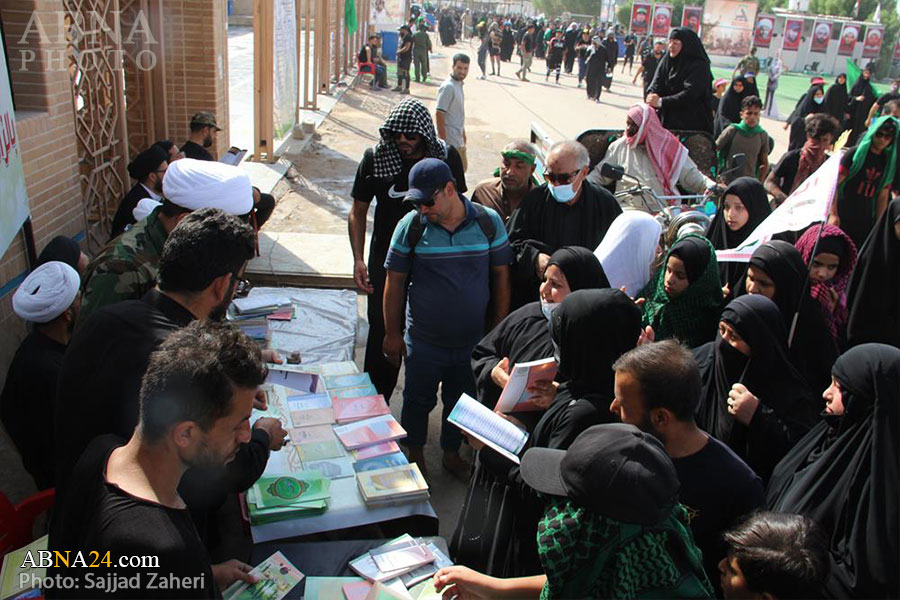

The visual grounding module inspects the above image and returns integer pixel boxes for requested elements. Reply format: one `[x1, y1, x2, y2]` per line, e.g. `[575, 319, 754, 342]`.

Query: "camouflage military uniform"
[78, 208, 168, 324]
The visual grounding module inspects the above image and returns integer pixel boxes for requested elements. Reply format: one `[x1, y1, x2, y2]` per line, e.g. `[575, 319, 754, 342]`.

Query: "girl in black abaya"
[846, 198, 900, 347]
[694, 294, 819, 482]
[714, 76, 749, 137]
[846, 67, 877, 145]
[706, 177, 772, 295]
[823, 74, 849, 132]
[645, 27, 714, 133]
[767, 343, 900, 599]
[740, 240, 839, 394]
[785, 84, 825, 151]
[470, 246, 609, 412]
[451, 289, 640, 577]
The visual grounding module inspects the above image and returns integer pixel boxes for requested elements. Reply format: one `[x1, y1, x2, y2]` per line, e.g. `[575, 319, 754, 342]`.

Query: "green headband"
[502, 149, 536, 165]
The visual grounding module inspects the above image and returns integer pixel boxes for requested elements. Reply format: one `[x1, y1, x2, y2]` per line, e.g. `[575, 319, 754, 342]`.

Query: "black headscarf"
[714, 76, 749, 136]
[648, 28, 713, 133]
[546, 246, 610, 291]
[707, 177, 771, 292]
[667, 27, 709, 63]
[694, 294, 818, 479]
[742, 240, 839, 392]
[787, 84, 825, 150]
[551, 289, 641, 402]
[823, 75, 848, 124]
[767, 344, 900, 599]
[846, 198, 900, 347]
[668, 235, 711, 284]
[37, 236, 82, 272]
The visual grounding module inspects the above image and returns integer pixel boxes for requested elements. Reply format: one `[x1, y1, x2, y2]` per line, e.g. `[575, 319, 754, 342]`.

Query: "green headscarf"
[537, 498, 713, 599]
[840, 115, 899, 217]
[640, 234, 724, 348]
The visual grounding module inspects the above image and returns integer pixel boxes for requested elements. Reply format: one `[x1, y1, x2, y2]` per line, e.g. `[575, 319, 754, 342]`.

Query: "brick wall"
[163, 0, 230, 158]
[0, 0, 84, 386]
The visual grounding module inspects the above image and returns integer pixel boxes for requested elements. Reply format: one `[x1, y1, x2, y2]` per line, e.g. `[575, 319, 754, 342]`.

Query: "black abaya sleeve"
[658, 61, 707, 114]
[745, 402, 811, 482]
[471, 317, 516, 410]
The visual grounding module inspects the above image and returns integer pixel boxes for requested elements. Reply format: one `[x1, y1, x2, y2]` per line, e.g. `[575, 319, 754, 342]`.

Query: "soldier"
[77, 158, 253, 324]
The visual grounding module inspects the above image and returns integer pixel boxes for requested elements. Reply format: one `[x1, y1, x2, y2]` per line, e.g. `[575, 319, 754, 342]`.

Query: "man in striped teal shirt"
[383, 158, 512, 477]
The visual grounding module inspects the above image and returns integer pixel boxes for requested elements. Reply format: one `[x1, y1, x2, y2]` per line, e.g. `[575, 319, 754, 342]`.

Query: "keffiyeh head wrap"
[374, 98, 448, 179]
[794, 225, 857, 343]
[626, 103, 689, 196]
[13, 261, 80, 323]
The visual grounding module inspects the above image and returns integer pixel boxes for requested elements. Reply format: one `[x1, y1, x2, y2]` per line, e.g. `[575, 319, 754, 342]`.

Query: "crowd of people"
[1, 9, 899, 600]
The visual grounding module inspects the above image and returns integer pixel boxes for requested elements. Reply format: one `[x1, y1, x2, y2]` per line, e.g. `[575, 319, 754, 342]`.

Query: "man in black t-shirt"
[766, 113, 838, 205]
[515, 23, 535, 81]
[348, 99, 466, 401]
[182, 111, 219, 161]
[622, 32, 636, 73]
[48, 321, 268, 599]
[633, 40, 664, 98]
[545, 29, 566, 83]
[394, 25, 414, 93]
[611, 341, 765, 592]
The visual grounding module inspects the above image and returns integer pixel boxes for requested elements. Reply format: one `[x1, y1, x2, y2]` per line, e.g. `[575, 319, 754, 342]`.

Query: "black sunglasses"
[875, 128, 896, 139]
[543, 169, 581, 185]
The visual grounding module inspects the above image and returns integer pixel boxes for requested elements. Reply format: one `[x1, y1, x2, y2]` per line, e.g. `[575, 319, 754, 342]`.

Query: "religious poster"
[0, 33, 30, 257]
[838, 22, 860, 56]
[782, 18, 804, 51]
[652, 4, 674, 37]
[630, 2, 651, 36]
[682, 6, 703, 34]
[862, 25, 884, 59]
[272, 0, 297, 141]
[810, 20, 832, 53]
[754, 14, 775, 47]
[701, 0, 759, 57]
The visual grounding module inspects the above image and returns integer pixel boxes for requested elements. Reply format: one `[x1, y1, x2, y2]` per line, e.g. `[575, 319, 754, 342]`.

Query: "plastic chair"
[358, 61, 376, 87]
[0, 489, 55, 559]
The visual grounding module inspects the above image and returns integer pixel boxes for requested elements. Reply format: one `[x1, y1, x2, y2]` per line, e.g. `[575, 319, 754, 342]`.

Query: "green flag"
[846, 59, 874, 96]
[346, 0, 358, 34]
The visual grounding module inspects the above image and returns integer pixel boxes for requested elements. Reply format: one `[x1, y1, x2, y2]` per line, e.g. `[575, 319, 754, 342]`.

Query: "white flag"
[716, 151, 842, 263]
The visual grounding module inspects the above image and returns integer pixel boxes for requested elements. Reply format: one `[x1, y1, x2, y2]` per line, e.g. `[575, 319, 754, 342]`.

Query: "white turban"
[162, 158, 253, 215]
[133, 198, 162, 222]
[13, 261, 81, 323]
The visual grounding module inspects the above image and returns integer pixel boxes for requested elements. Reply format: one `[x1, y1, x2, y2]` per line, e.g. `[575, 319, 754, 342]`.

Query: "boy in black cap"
[394, 25, 414, 93]
[435, 424, 713, 598]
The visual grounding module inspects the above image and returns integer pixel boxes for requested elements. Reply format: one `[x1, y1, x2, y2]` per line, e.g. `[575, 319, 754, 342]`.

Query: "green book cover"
[253, 473, 331, 509]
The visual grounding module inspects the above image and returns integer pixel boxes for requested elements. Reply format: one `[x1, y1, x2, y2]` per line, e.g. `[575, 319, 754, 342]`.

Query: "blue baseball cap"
[405, 158, 455, 204]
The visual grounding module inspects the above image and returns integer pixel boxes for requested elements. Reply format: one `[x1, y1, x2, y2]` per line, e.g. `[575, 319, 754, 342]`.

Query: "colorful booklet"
[290, 407, 335, 428]
[399, 543, 453, 588]
[349, 535, 417, 582]
[342, 580, 373, 600]
[334, 415, 407, 450]
[222, 551, 304, 600]
[353, 441, 401, 460]
[370, 540, 435, 573]
[333, 395, 391, 423]
[287, 393, 332, 411]
[448, 394, 529, 464]
[289, 424, 337, 444]
[324, 373, 373, 390]
[356, 464, 429, 504]
[495, 357, 558, 413]
[331, 384, 379, 401]
[297, 439, 345, 461]
[302, 457, 356, 479]
[0, 535, 47, 600]
[253, 473, 331, 509]
[353, 452, 409, 473]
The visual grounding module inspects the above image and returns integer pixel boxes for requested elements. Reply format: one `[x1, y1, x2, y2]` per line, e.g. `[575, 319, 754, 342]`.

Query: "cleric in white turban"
[78, 158, 255, 321]
[2, 260, 82, 489]
[13, 260, 81, 323]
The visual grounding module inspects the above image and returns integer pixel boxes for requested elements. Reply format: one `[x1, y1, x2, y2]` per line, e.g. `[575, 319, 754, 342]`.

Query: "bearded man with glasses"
[507, 140, 622, 309]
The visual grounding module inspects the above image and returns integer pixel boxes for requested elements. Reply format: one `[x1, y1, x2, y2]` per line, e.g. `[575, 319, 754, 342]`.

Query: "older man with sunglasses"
[507, 140, 622, 309]
[349, 99, 467, 402]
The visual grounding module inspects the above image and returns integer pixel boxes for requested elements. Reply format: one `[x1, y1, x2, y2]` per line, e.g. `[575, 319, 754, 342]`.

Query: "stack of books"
[356, 463, 429, 506]
[347, 535, 452, 592]
[230, 293, 293, 318]
[246, 472, 331, 524]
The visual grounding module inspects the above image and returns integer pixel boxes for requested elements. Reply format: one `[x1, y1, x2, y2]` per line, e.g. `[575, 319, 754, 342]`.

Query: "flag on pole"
[854, 0, 861, 17]
[873, 1, 882, 23]
[346, 0, 358, 34]
[716, 152, 842, 262]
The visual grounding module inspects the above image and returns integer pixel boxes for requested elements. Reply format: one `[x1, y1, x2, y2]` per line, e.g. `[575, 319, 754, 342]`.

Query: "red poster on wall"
[862, 25, 884, 58]
[838, 22, 861, 56]
[782, 18, 804, 51]
[894, 38, 900, 61]
[754, 14, 775, 47]
[810, 20, 832, 53]
[681, 6, 703, 34]
[630, 2, 651, 36]
[652, 4, 674, 37]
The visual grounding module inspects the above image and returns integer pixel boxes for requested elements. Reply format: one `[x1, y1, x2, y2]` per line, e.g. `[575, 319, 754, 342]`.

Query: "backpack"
[406, 202, 496, 260]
